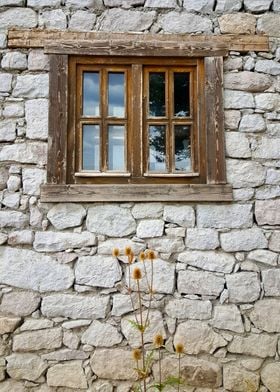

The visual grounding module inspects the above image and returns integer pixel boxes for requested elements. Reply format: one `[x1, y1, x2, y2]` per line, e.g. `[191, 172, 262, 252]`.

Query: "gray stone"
[98, 239, 145, 255]
[0, 316, 21, 334]
[2, 191, 20, 209]
[3, 102, 24, 118]
[22, 168, 46, 195]
[0, 33, 6, 49]
[266, 168, 280, 184]
[174, 320, 227, 355]
[42, 349, 88, 361]
[39, 9, 67, 29]
[62, 319, 91, 329]
[160, 11, 212, 33]
[20, 319, 53, 331]
[239, 114, 266, 133]
[47, 203, 86, 230]
[255, 60, 280, 76]
[148, 237, 184, 253]
[82, 320, 122, 346]
[131, 203, 163, 219]
[13, 74, 49, 98]
[215, 0, 242, 12]
[8, 230, 34, 246]
[245, 0, 272, 11]
[41, 294, 109, 319]
[186, 228, 219, 250]
[224, 57, 243, 72]
[255, 200, 280, 225]
[252, 138, 280, 159]
[183, 0, 214, 12]
[28, 50, 49, 71]
[145, 0, 177, 8]
[0, 291, 40, 317]
[27, 0, 61, 6]
[226, 272, 261, 303]
[228, 334, 277, 358]
[63, 330, 79, 349]
[25, 99, 48, 140]
[247, 249, 278, 266]
[69, 10, 96, 31]
[34, 231, 96, 252]
[7, 353, 47, 381]
[224, 71, 271, 92]
[99, 9, 156, 32]
[178, 250, 235, 273]
[136, 219, 164, 238]
[0, 233, 8, 245]
[274, 0, 280, 10]
[226, 159, 266, 188]
[0, 8, 37, 28]
[75, 255, 122, 288]
[223, 365, 260, 392]
[112, 294, 134, 316]
[250, 299, 280, 333]
[66, 0, 103, 7]
[165, 226, 186, 237]
[13, 328, 62, 352]
[163, 205, 195, 227]
[0, 142, 47, 165]
[221, 228, 267, 252]
[87, 205, 136, 237]
[0, 166, 9, 191]
[224, 90, 254, 109]
[255, 93, 280, 110]
[178, 270, 225, 297]
[0, 0, 24, 5]
[212, 305, 244, 333]
[0, 247, 74, 292]
[0, 211, 28, 229]
[47, 361, 87, 389]
[0, 380, 25, 392]
[0, 120, 16, 142]
[1, 52, 27, 71]
[165, 298, 212, 320]
[269, 231, 280, 251]
[261, 363, 280, 392]
[262, 269, 280, 296]
[0, 73, 12, 93]
[219, 13, 256, 34]
[7, 175, 21, 192]
[197, 204, 252, 229]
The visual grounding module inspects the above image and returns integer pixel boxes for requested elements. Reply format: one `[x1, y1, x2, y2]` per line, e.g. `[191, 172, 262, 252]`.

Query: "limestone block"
[22, 168, 46, 195]
[47, 203, 86, 230]
[20, 319, 53, 331]
[165, 226, 186, 237]
[136, 219, 164, 238]
[82, 320, 122, 346]
[34, 231, 96, 252]
[174, 320, 227, 355]
[159, 11, 212, 33]
[28, 50, 49, 71]
[39, 9, 67, 29]
[62, 319, 91, 329]
[0, 0, 24, 5]
[41, 294, 109, 319]
[0, 233, 8, 245]
[255, 200, 280, 225]
[42, 349, 88, 361]
[99, 9, 156, 31]
[0, 247, 74, 292]
[266, 168, 280, 184]
[13, 74, 49, 98]
[0, 73, 13, 93]
[87, 205, 136, 237]
[224, 57, 243, 72]
[261, 363, 280, 392]
[0, 120, 16, 142]
[183, 0, 214, 12]
[0, 211, 28, 229]
[0, 33, 6, 49]
[250, 299, 280, 333]
[75, 255, 122, 288]
[145, 0, 177, 7]
[255, 93, 280, 110]
[163, 205, 195, 227]
[3, 102, 24, 118]
[212, 304, 244, 333]
[2, 191, 20, 209]
[223, 365, 260, 392]
[239, 114, 266, 133]
[178, 270, 225, 296]
[63, 330, 79, 349]
[197, 203, 252, 229]
[66, 0, 103, 7]
[8, 230, 34, 245]
[165, 298, 212, 320]
[0, 291, 40, 316]
[219, 14, 256, 34]
[226, 159, 266, 188]
[98, 239, 145, 255]
[186, 228, 219, 250]
[0, 8, 37, 28]
[69, 10, 96, 31]
[228, 334, 277, 358]
[224, 110, 241, 130]
[221, 228, 267, 252]
[1, 52, 27, 71]
[7, 175, 21, 192]
[148, 237, 184, 253]
[215, 0, 242, 11]
[90, 349, 138, 380]
[273, 0, 280, 10]
[13, 328, 62, 352]
[0, 317, 21, 334]
[252, 138, 280, 159]
[224, 71, 271, 92]
[262, 269, 280, 296]
[47, 361, 87, 389]
[178, 250, 235, 273]
[131, 203, 163, 219]
[0, 380, 26, 392]
[28, 0, 61, 6]
[224, 90, 254, 109]
[226, 272, 260, 303]
[244, 0, 272, 12]
[255, 60, 280, 76]
[112, 294, 134, 316]
[269, 231, 280, 251]
[25, 99, 48, 140]
[7, 353, 47, 381]
[247, 249, 278, 266]
[0, 142, 47, 165]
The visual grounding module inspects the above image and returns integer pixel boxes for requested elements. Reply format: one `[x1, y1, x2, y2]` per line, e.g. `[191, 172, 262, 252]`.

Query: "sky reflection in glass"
[108, 73, 125, 117]
[148, 125, 166, 172]
[83, 72, 100, 117]
[174, 125, 191, 171]
[82, 125, 100, 170]
[108, 125, 125, 171]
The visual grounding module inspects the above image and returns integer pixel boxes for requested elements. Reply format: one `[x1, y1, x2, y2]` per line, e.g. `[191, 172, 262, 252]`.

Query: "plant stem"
[178, 353, 181, 392]
[137, 279, 146, 392]
[159, 347, 162, 388]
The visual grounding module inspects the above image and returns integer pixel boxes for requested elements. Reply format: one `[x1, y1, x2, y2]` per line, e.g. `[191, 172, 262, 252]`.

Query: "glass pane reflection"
[82, 125, 100, 170]
[83, 72, 100, 116]
[148, 125, 166, 172]
[108, 125, 125, 171]
[174, 73, 190, 117]
[149, 73, 165, 117]
[108, 73, 125, 117]
[174, 125, 191, 171]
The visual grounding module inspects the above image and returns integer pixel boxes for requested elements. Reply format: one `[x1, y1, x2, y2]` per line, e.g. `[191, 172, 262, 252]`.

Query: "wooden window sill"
[40, 184, 233, 202]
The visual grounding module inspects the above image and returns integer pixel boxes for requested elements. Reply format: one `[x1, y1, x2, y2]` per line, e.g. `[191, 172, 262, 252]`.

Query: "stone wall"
[0, 0, 280, 391]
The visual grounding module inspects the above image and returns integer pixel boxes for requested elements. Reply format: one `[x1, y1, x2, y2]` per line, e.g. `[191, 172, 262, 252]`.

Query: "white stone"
[255, 93, 280, 111]
[0, 291, 40, 317]
[98, 239, 145, 255]
[0, 0, 24, 4]
[252, 138, 280, 159]
[121, 310, 166, 348]
[34, 231, 96, 252]
[212, 305, 244, 333]
[255, 60, 280, 76]
[261, 363, 280, 392]
[99, 9, 156, 32]
[224, 57, 243, 72]
[224, 110, 241, 129]
[244, 0, 272, 12]
[2, 191, 20, 209]
[145, 0, 177, 7]
[0, 8, 37, 28]
[7, 353, 47, 382]
[1, 52, 27, 71]
[87, 205, 136, 237]
[247, 249, 278, 266]
[0, 33, 6, 49]
[250, 299, 280, 333]
[0, 142, 47, 165]
[0, 317, 21, 334]
[174, 320, 227, 355]
[81, 320, 122, 347]
[228, 334, 277, 358]
[131, 203, 163, 219]
[39, 9, 67, 29]
[178, 270, 225, 297]
[22, 168, 46, 195]
[226, 272, 260, 303]
[0, 380, 26, 392]
[20, 319, 53, 331]
[69, 10, 96, 31]
[0, 233, 8, 245]
[226, 159, 266, 188]
[224, 90, 255, 109]
[183, 0, 214, 12]
[0, 211, 28, 229]
[75, 255, 122, 288]
[269, 231, 280, 252]
[13, 74, 49, 98]
[186, 228, 219, 250]
[219, 13, 256, 34]
[28, 50, 49, 71]
[239, 114, 266, 133]
[163, 205, 194, 227]
[221, 228, 267, 252]
[262, 269, 280, 296]
[0, 73, 12, 93]
[0, 247, 74, 292]
[25, 99, 48, 140]
[266, 168, 280, 184]
[197, 204, 252, 229]
[41, 294, 109, 319]
[178, 250, 235, 273]
[165, 298, 212, 320]
[28, 0, 61, 6]
[215, 0, 242, 11]
[47, 203, 86, 230]
[112, 294, 136, 316]
[8, 230, 34, 245]
[13, 328, 62, 352]
[224, 71, 271, 93]
[148, 237, 184, 253]
[165, 226, 186, 237]
[0, 120, 16, 142]
[47, 361, 87, 389]
[223, 365, 260, 392]
[3, 102, 24, 118]
[160, 11, 212, 34]
[63, 330, 80, 349]
[136, 219, 164, 238]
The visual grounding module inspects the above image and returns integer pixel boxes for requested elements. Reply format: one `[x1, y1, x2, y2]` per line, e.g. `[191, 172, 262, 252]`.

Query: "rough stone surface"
[7, 353, 48, 381]
[212, 305, 244, 333]
[226, 272, 261, 303]
[0, 317, 21, 334]
[178, 270, 225, 296]
[131, 203, 163, 219]
[224, 90, 254, 109]
[0, 142, 47, 165]
[247, 249, 278, 266]
[136, 219, 164, 238]
[239, 114, 266, 133]
[255, 59, 280, 76]
[0, 211, 28, 229]
[99, 9, 155, 31]
[22, 168, 46, 195]
[82, 320, 122, 347]
[28, 49, 49, 71]
[165, 298, 212, 320]
[145, 0, 177, 8]
[112, 294, 135, 316]
[223, 365, 260, 392]
[13, 74, 49, 98]
[253, 137, 280, 160]
[42, 349, 88, 361]
[215, 0, 242, 11]
[224, 71, 271, 92]
[226, 160, 266, 188]
[226, 132, 251, 158]
[163, 205, 195, 227]
[221, 228, 267, 252]
[41, 294, 109, 319]
[69, 10, 96, 31]
[183, 0, 214, 12]
[186, 228, 219, 249]
[0, 8, 37, 28]
[1, 52, 27, 71]
[250, 299, 280, 333]
[160, 11, 212, 33]
[178, 250, 235, 273]
[262, 269, 280, 296]
[147, 237, 184, 253]
[219, 13, 256, 34]
[0, 291, 40, 317]
[228, 334, 277, 358]
[197, 204, 252, 229]
[244, 0, 272, 12]
[255, 93, 280, 110]
[13, 328, 62, 352]
[25, 99, 48, 140]
[269, 231, 280, 252]
[261, 363, 280, 392]
[47, 361, 87, 389]
[34, 231, 96, 252]
[47, 203, 86, 230]
[98, 239, 145, 255]
[28, 0, 61, 6]
[20, 319, 53, 331]
[39, 9, 67, 29]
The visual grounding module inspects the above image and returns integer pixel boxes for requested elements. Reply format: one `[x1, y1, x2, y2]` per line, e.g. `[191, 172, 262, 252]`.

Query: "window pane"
[82, 125, 100, 170]
[148, 125, 167, 172]
[83, 72, 100, 116]
[174, 73, 190, 117]
[108, 73, 125, 117]
[149, 73, 165, 117]
[108, 125, 125, 171]
[174, 125, 191, 171]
